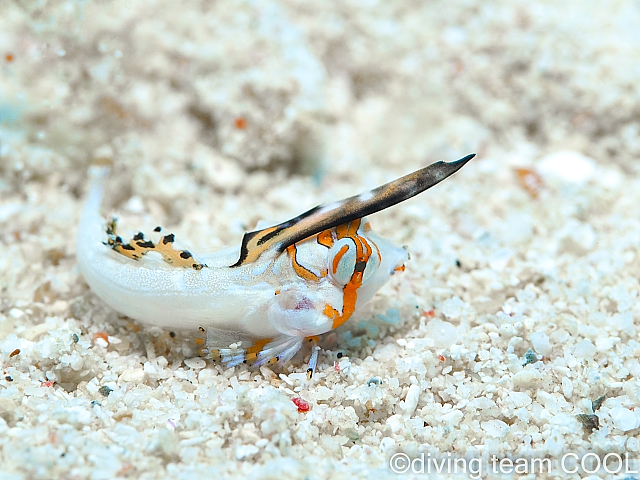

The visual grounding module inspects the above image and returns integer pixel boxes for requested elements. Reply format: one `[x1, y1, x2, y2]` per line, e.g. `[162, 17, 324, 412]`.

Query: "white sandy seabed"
[1, 1, 640, 479]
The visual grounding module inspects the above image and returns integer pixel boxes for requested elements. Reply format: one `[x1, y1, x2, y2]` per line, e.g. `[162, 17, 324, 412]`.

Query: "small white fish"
[76, 155, 474, 373]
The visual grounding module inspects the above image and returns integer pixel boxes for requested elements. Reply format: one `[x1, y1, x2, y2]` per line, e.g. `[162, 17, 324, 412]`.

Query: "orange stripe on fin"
[106, 221, 206, 270]
[246, 338, 272, 355]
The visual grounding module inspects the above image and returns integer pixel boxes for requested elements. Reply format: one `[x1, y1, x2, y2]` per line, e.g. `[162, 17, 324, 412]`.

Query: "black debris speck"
[522, 349, 538, 365]
[592, 395, 606, 412]
[576, 413, 599, 432]
[98, 385, 113, 397]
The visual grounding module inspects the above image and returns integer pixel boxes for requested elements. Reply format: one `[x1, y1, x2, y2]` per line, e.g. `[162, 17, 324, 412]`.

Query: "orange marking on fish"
[287, 245, 320, 282]
[368, 236, 382, 263]
[243, 338, 273, 362]
[246, 338, 272, 355]
[107, 223, 205, 269]
[332, 244, 350, 275]
[239, 226, 279, 264]
[324, 277, 359, 329]
[325, 234, 372, 329]
[346, 219, 361, 236]
[335, 219, 361, 240]
[317, 229, 334, 248]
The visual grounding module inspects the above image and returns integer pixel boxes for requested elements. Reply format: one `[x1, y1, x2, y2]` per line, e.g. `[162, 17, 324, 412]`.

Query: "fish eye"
[327, 238, 356, 286]
[362, 242, 380, 284]
[327, 237, 380, 286]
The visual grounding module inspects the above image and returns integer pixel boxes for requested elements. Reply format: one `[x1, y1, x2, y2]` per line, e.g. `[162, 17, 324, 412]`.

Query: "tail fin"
[76, 165, 111, 263]
[82, 165, 111, 219]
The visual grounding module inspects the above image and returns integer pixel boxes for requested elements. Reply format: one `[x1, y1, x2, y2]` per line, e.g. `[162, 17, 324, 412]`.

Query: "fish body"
[76, 154, 474, 366]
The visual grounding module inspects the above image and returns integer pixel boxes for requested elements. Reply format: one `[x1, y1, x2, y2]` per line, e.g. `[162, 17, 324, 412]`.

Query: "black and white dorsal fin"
[230, 153, 475, 267]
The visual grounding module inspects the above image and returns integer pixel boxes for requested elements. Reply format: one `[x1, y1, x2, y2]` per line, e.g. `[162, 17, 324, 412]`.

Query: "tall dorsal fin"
[230, 153, 475, 267]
